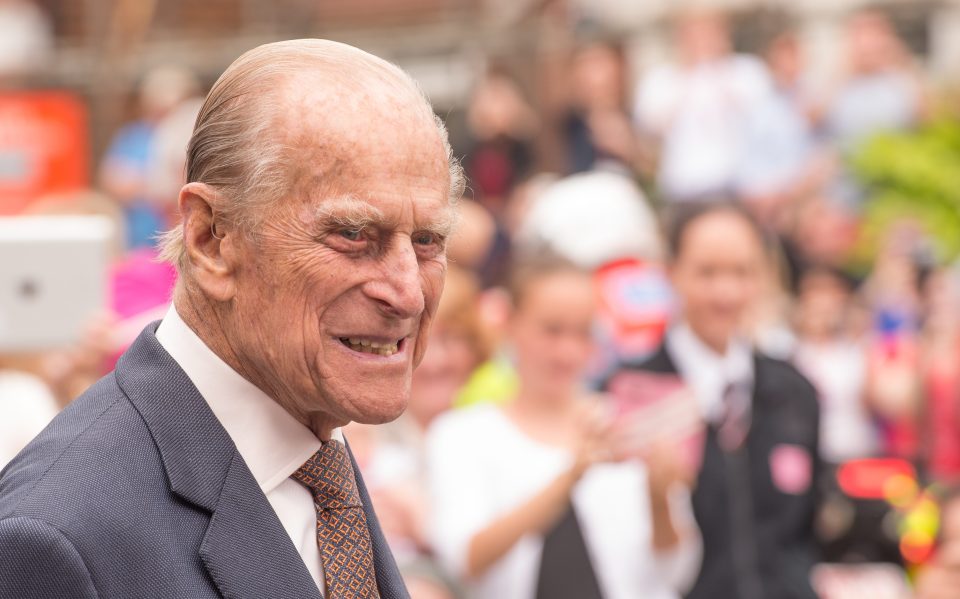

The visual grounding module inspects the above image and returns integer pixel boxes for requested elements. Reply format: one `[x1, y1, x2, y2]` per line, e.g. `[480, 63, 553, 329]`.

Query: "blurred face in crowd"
[467, 73, 533, 141]
[676, 12, 731, 65]
[670, 210, 765, 353]
[847, 12, 903, 74]
[571, 44, 624, 111]
[767, 33, 803, 88]
[409, 269, 484, 427]
[511, 270, 596, 396]
[795, 270, 851, 341]
[181, 68, 455, 439]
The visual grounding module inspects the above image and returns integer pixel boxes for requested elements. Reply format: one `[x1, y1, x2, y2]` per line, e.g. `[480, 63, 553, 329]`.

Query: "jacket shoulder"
[0, 373, 154, 524]
[754, 353, 820, 426]
[755, 354, 818, 399]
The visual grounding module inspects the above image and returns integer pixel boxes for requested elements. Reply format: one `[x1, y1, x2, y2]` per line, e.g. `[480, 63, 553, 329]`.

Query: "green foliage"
[850, 120, 960, 270]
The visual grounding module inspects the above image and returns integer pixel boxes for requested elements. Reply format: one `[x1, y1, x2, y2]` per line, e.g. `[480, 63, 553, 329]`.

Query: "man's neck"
[172, 288, 339, 441]
[687, 324, 730, 356]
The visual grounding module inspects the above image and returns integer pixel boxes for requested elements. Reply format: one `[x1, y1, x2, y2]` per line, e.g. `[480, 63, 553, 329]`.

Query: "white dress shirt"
[665, 322, 754, 424]
[426, 404, 701, 599]
[156, 307, 333, 593]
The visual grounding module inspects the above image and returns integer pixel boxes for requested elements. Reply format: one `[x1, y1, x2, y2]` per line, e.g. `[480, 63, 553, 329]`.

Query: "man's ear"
[179, 182, 239, 302]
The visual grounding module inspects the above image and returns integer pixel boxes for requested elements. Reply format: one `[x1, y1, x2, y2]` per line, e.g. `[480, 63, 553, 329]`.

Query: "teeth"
[341, 337, 399, 356]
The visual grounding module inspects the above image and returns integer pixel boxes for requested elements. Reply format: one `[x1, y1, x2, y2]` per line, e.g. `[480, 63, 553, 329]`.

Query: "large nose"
[365, 239, 425, 319]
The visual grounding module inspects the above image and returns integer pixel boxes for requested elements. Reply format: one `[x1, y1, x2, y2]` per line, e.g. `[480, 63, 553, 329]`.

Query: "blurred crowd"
[4, 2, 960, 598]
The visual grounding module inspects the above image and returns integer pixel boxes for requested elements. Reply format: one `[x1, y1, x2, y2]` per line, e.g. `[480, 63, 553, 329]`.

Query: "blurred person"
[824, 10, 926, 153]
[787, 195, 860, 272]
[0, 0, 52, 82]
[447, 197, 512, 289]
[0, 39, 463, 598]
[634, 10, 773, 201]
[920, 267, 960, 482]
[915, 486, 960, 599]
[501, 172, 558, 239]
[464, 69, 537, 216]
[562, 42, 638, 175]
[823, 10, 927, 210]
[607, 202, 821, 599]
[427, 252, 700, 599]
[515, 171, 665, 376]
[863, 224, 927, 460]
[736, 28, 828, 227]
[98, 66, 199, 250]
[447, 199, 496, 273]
[349, 266, 489, 598]
[742, 227, 797, 360]
[793, 268, 877, 463]
[440, 198, 518, 408]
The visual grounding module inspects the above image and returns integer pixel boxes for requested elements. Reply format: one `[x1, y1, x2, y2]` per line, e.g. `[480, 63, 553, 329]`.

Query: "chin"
[352, 406, 407, 425]
[346, 391, 410, 425]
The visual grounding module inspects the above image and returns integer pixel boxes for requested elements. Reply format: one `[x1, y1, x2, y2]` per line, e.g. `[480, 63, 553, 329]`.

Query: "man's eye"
[414, 232, 439, 246]
[339, 228, 363, 241]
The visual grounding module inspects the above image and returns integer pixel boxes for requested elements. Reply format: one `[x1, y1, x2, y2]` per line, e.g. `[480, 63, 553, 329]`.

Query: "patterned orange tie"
[292, 440, 380, 598]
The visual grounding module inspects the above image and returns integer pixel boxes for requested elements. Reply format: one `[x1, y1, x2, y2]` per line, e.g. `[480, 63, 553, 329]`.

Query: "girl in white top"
[426, 255, 701, 599]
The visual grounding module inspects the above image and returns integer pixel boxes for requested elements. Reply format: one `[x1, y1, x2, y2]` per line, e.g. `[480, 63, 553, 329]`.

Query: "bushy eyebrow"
[420, 208, 459, 239]
[313, 197, 385, 230]
[312, 196, 459, 238]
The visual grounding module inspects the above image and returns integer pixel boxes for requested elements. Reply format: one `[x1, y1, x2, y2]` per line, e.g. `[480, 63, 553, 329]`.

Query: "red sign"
[0, 91, 89, 215]
[595, 258, 674, 358]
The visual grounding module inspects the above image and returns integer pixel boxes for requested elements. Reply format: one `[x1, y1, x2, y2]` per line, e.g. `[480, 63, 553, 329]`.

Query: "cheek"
[422, 262, 447, 310]
[557, 335, 594, 369]
[573, 337, 596, 362]
[722, 277, 759, 311]
[513, 324, 545, 356]
[414, 264, 447, 352]
[681, 282, 713, 313]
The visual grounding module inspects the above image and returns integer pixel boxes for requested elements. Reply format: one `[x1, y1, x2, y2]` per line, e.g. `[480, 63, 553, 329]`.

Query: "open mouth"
[338, 337, 404, 357]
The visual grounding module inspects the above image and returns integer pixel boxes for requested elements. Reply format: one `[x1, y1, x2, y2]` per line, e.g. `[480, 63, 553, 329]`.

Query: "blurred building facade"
[8, 0, 960, 168]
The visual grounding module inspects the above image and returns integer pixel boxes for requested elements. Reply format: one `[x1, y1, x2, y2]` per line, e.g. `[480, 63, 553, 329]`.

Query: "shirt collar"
[155, 306, 328, 494]
[665, 321, 754, 421]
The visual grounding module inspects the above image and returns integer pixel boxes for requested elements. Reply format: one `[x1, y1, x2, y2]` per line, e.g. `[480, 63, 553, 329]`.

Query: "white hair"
[157, 39, 464, 268]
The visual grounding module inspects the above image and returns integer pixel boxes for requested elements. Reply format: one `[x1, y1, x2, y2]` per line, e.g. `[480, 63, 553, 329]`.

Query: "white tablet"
[0, 216, 113, 352]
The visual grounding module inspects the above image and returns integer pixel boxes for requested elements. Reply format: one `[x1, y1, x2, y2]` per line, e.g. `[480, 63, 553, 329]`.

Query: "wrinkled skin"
[177, 71, 454, 440]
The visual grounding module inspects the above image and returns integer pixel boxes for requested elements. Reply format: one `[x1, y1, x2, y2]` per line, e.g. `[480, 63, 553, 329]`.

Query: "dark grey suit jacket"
[0, 323, 410, 599]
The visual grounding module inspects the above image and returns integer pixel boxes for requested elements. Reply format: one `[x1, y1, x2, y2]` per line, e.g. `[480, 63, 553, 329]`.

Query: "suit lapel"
[347, 440, 410, 599]
[199, 453, 322, 599]
[115, 323, 321, 599]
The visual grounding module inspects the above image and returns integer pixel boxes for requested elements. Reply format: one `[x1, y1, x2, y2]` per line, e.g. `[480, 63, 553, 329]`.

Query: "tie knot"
[292, 439, 362, 509]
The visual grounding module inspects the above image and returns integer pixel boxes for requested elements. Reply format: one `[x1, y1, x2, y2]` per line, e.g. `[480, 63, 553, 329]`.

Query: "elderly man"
[0, 39, 462, 599]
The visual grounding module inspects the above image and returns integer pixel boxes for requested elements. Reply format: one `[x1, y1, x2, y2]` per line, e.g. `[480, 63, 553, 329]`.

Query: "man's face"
[225, 93, 453, 434]
[670, 211, 764, 351]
